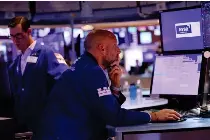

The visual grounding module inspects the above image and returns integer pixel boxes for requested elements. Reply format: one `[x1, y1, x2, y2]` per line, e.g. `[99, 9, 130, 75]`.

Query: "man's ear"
[98, 44, 106, 55]
[27, 28, 32, 35]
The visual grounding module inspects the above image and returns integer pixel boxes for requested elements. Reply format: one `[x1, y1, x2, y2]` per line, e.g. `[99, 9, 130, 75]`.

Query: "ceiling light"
[81, 25, 94, 31]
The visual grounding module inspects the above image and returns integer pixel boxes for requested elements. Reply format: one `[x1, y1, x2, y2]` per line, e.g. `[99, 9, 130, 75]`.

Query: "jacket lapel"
[23, 42, 43, 77]
[13, 55, 23, 94]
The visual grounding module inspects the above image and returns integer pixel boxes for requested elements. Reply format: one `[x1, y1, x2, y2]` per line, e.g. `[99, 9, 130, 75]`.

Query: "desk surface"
[123, 89, 151, 96]
[121, 97, 168, 110]
[0, 117, 12, 120]
[121, 73, 152, 79]
[115, 118, 210, 133]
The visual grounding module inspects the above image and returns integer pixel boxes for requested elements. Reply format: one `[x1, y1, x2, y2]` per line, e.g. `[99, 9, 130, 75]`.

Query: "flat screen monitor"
[160, 7, 203, 51]
[112, 28, 126, 47]
[140, 32, 152, 44]
[124, 48, 143, 72]
[127, 27, 138, 45]
[151, 54, 202, 95]
[73, 28, 84, 38]
[142, 50, 155, 63]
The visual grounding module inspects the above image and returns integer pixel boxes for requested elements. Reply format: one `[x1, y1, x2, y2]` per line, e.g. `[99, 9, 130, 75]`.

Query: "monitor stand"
[200, 51, 210, 118]
[144, 94, 160, 101]
[200, 86, 210, 118]
[150, 94, 160, 99]
[200, 105, 210, 118]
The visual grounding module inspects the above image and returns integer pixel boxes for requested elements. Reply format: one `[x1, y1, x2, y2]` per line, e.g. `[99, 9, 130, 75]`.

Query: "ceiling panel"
[88, 1, 137, 9]
[0, 1, 29, 12]
[139, 1, 162, 6]
[36, 1, 80, 13]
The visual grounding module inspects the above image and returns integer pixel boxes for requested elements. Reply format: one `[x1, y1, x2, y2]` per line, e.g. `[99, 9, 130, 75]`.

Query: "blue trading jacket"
[36, 52, 150, 140]
[8, 41, 69, 132]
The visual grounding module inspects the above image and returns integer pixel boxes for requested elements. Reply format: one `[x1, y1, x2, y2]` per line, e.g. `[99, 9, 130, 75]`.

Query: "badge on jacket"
[54, 53, 67, 65]
[97, 87, 112, 97]
[26, 56, 38, 63]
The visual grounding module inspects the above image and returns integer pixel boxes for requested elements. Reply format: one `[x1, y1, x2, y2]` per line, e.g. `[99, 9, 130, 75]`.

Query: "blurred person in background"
[129, 60, 150, 75]
[7, 16, 69, 134]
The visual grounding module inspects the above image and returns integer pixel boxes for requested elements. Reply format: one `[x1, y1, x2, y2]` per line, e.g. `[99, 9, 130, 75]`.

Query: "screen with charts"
[161, 8, 203, 51]
[151, 54, 202, 95]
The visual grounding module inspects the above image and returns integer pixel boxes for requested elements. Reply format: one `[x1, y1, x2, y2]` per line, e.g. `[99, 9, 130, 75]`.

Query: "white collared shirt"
[105, 70, 111, 86]
[102, 69, 111, 87]
[21, 41, 36, 75]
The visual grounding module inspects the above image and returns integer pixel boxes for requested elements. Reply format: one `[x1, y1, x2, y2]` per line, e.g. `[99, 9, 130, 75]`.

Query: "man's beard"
[102, 56, 112, 69]
[102, 60, 110, 69]
[102, 55, 119, 69]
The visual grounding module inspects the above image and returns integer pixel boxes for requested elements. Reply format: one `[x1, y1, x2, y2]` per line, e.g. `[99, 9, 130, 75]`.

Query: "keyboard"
[177, 109, 200, 118]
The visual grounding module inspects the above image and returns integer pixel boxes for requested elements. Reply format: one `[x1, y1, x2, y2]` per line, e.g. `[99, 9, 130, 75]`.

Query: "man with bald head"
[36, 30, 181, 140]
[84, 29, 120, 68]
[84, 30, 126, 100]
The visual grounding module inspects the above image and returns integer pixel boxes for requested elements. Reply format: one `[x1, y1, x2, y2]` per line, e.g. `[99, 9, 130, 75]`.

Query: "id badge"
[26, 56, 38, 63]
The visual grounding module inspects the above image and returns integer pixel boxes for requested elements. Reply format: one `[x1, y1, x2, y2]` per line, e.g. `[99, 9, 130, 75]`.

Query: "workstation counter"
[114, 117, 210, 140]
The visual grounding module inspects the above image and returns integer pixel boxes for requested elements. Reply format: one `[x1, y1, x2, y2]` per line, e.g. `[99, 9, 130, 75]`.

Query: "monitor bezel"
[159, 6, 203, 53]
[150, 51, 205, 110]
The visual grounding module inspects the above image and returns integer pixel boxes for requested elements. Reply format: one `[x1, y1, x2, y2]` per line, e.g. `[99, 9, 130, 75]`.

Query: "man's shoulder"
[75, 56, 103, 72]
[84, 65, 106, 81]
[71, 57, 104, 77]
[34, 42, 53, 53]
[38, 44, 53, 54]
[38, 45, 64, 60]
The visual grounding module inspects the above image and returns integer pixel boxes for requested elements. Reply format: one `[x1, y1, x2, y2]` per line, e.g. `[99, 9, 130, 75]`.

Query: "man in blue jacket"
[7, 16, 69, 133]
[37, 30, 180, 140]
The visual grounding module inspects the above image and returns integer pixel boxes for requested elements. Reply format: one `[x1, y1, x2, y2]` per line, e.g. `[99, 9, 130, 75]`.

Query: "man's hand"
[149, 109, 181, 122]
[108, 61, 122, 88]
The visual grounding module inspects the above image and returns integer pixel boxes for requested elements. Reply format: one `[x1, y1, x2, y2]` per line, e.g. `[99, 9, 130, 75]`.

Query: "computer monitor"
[127, 27, 138, 45]
[112, 27, 127, 48]
[151, 53, 203, 109]
[124, 48, 143, 72]
[140, 32, 152, 44]
[160, 7, 203, 52]
[142, 49, 155, 63]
